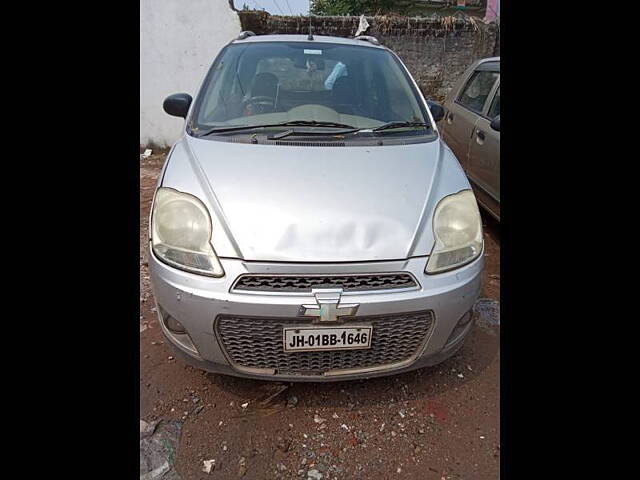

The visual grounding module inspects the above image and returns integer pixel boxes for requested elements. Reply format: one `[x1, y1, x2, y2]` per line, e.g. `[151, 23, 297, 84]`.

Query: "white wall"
[140, 0, 241, 147]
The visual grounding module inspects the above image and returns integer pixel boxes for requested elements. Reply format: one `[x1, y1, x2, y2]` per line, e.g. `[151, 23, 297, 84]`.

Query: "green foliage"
[310, 0, 405, 16]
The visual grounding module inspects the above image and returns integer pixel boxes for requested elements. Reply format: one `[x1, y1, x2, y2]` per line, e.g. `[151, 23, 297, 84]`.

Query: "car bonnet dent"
[161, 135, 468, 262]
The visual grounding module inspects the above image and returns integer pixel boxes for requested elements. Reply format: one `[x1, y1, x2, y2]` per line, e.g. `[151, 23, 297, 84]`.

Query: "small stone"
[202, 459, 215, 474]
[457, 373, 464, 378]
[307, 469, 323, 480]
[314, 414, 326, 424]
[168, 356, 174, 361]
[238, 456, 247, 476]
[241, 402, 249, 409]
[287, 396, 299, 408]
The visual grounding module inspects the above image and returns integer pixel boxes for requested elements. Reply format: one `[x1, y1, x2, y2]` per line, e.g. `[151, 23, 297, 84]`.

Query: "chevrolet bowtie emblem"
[298, 288, 359, 323]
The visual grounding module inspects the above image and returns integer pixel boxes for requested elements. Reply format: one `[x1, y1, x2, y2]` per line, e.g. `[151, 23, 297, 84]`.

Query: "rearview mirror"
[490, 115, 500, 132]
[163, 93, 193, 118]
[427, 101, 445, 123]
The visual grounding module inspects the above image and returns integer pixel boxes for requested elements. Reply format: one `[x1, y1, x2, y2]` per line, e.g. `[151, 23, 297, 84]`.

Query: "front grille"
[232, 273, 418, 293]
[216, 310, 434, 376]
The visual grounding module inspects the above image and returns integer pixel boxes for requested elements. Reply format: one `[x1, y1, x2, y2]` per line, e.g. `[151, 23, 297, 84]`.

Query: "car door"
[441, 64, 499, 170]
[468, 80, 500, 219]
[440, 70, 479, 169]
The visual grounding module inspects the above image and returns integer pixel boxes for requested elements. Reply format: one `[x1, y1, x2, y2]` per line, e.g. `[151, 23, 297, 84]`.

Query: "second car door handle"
[476, 129, 485, 141]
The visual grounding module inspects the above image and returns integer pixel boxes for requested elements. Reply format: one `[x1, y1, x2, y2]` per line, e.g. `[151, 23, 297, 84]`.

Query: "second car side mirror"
[427, 101, 445, 122]
[490, 115, 500, 132]
[163, 93, 193, 118]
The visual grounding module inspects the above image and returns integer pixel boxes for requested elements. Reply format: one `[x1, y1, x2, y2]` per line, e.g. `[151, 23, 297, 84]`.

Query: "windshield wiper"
[278, 120, 356, 129]
[268, 127, 361, 140]
[370, 121, 431, 133]
[197, 120, 357, 138]
[267, 120, 434, 140]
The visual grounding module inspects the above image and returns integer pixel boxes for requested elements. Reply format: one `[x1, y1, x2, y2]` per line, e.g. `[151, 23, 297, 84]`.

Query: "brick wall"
[238, 12, 499, 102]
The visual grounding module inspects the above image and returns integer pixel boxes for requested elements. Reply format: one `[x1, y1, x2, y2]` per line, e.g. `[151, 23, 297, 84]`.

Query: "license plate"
[283, 326, 372, 352]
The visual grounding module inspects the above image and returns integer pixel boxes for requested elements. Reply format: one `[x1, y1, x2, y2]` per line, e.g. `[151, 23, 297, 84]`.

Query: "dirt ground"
[140, 152, 500, 480]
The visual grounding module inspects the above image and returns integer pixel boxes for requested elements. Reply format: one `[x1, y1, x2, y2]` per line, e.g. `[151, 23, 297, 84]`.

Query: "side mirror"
[490, 115, 500, 132]
[163, 93, 193, 118]
[427, 100, 445, 123]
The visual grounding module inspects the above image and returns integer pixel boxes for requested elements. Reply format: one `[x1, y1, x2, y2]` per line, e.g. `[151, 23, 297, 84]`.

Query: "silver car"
[440, 57, 500, 220]
[149, 32, 484, 381]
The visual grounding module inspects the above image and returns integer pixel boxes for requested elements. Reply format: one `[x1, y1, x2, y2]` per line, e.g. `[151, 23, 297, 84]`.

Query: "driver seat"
[250, 72, 279, 102]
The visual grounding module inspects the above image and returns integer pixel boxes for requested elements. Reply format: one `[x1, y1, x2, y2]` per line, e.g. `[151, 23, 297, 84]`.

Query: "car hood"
[164, 135, 467, 263]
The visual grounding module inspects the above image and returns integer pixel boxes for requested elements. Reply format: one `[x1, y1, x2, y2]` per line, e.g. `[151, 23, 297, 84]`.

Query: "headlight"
[425, 190, 483, 274]
[151, 188, 224, 277]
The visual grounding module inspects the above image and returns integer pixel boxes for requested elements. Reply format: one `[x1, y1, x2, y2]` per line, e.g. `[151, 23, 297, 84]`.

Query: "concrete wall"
[239, 12, 499, 103]
[140, 0, 241, 148]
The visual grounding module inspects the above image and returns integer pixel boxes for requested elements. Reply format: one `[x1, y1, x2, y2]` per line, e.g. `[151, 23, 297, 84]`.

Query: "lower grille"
[215, 310, 434, 376]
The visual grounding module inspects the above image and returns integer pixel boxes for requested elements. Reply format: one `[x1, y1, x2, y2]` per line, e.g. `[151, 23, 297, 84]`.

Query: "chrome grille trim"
[231, 273, 419, 294]
[215, 310, 434, 377]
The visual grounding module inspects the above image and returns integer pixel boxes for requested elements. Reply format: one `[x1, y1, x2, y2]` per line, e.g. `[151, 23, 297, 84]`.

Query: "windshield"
[189, 41, 430, 134]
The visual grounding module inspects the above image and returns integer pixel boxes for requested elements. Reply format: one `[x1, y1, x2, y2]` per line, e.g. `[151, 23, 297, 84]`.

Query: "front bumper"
[148, 249, 483, 382]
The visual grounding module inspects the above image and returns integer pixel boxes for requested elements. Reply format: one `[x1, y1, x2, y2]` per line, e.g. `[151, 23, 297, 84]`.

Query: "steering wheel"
[244, 96, 275, 115]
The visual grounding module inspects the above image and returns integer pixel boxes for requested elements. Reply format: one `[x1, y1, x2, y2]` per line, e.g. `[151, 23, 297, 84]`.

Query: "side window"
[457, 71, 499, 114]
[488, 86, 500, 118]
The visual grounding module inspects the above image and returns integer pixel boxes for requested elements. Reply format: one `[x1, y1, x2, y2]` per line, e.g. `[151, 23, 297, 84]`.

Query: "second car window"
[457, 71, 499, 114]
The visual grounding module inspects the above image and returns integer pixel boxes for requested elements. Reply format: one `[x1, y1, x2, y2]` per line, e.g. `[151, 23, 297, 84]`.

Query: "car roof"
[473, 56, 500, 72]
[232, 34, 386, 50]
